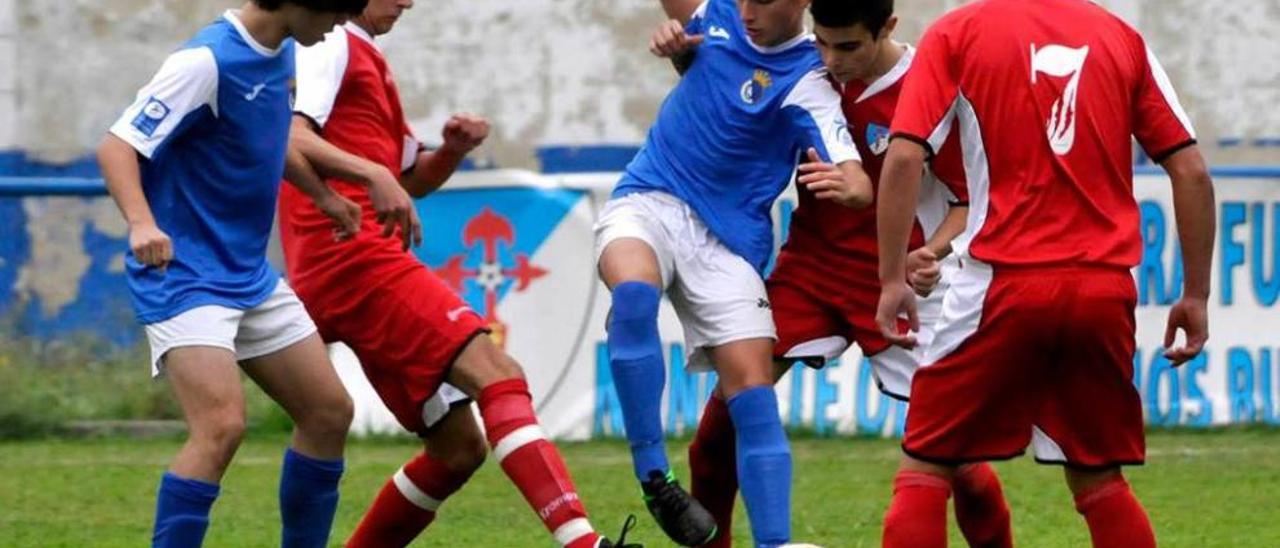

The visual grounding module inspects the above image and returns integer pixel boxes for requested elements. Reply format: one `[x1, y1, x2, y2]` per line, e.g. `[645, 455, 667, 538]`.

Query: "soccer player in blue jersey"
[596, 1, 872, 546]
[96, 1, 369, 546]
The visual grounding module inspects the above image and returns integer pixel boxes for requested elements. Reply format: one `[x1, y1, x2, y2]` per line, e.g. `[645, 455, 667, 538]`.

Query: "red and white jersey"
[891, 0, 1196, 268]
[279, 23, 423, 301]
[780, 46, 967, 272]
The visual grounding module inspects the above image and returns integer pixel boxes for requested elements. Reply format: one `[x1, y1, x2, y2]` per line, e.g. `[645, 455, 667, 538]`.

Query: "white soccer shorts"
[594, 191, 776, 371]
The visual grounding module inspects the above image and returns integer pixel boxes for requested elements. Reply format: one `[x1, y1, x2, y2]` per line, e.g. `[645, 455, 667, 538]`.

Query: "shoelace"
[615, 514, 640, 547]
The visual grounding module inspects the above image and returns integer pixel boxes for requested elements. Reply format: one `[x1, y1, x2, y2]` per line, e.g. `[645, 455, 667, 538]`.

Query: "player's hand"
[366, 167, 423, 251]
[1163, 296, 1208, 366]
[906, 247, 941, 297]
[440, 113, 489, 155]
[876, 280, 920, 349]
[129, 221, 173, 270]
[798, 148, 863, 207]
[314, 191, 361, 242]
[649, 19, 703, 58]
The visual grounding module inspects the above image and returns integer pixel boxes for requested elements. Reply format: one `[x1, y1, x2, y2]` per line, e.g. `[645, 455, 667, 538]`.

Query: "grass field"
[1, 429, 1278, 547]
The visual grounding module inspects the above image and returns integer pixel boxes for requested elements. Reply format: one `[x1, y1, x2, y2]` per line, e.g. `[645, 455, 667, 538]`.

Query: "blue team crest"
[739, 69, 773, 104]
[866, 123, 891, 156]
[131, 97, 170, 137]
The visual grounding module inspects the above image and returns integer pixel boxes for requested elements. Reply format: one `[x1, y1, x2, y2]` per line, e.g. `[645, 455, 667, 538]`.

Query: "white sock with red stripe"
[480, 379, 601, 548]
[346, 452, 476, 547]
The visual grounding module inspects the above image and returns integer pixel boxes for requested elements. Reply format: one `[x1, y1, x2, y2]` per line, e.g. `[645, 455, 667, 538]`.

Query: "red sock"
[1074, 476, 1155, 548]
[480, 379, 599, 548]
[688, 395, 737, 548]
[882, 470, 951, 548]
[952, 463, 1012, 548]
[346, 452, 476, 547]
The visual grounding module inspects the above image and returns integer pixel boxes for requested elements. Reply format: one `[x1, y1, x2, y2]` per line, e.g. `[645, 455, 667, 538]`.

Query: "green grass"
[1, 430, 1278, 547]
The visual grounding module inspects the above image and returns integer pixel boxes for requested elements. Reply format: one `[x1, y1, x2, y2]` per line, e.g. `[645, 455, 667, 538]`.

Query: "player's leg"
[238, 284, 353, 548]
[240, 333, 352, 548]
[689, 273, 841, 548]
[447, 335, 621, 548]
[143, 306, 246, 548]
[1038, 268, 1153, 548]
[153, 346, 244, 548]
[599, 237, 670, 482]
[867, 344, 1012, 547]
[905, 281, 1013, 548]
[595, 195, 711, 546]
[347, 395, 487, 548]
[883, 264, 1044, 548]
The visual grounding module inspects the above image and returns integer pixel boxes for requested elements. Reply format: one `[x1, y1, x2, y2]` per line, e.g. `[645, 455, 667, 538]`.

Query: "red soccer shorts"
[304, 263, 488, 435]
[903, 262, 1145, 468]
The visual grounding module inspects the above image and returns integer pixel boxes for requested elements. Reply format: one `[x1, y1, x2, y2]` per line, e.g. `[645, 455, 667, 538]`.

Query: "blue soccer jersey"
[615, 0, 859, 273]
[109, 11, 296, 324]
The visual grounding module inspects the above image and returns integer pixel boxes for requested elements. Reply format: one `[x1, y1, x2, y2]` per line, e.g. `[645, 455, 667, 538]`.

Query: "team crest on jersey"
[866, 123, 891, 155]
[131, 97, 170, 137]
[740, 69, 773, 104]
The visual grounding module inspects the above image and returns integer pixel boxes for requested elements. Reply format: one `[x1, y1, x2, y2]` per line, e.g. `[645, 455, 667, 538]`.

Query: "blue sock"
[152, 472, 219, 548]
[279, 448, 344, 548]
[608, 281, 670, 482]
[729, 386, 792, 548]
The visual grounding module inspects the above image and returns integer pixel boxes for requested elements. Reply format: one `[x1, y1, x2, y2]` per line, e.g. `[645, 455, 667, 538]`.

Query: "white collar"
[224, 10, 285, 57]
[746, 30, 815, 55]
[856, 43, 915, 103]
[344, 21, 379, 49]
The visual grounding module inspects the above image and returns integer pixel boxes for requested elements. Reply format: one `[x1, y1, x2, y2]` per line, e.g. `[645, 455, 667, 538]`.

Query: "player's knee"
[194, 408, 247, 458]
[297, 393, 354, 442]
[607, 281, 661, 358]
[1064, 466, 1123, 496]
[441, 433, 489, 474]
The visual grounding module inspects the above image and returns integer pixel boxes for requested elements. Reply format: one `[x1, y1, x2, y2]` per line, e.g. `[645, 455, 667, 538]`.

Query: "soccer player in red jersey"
[875, 0, 1215, 546]
[686, 2, 1011, 546]
[280, 1, 634, 547]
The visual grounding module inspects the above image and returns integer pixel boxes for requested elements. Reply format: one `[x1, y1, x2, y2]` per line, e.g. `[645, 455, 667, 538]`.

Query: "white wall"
[0, 0, 16, 150]
[6, 0, 1279, 166]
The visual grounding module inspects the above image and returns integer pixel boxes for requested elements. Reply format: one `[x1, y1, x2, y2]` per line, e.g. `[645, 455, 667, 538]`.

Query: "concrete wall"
[0, 0, 16, 150]
[5, 0, 1279, 167]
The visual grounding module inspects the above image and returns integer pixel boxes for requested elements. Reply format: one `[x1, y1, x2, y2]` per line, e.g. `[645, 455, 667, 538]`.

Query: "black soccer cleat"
[596, 514, 643, 548]
[641, 470, 718, 547]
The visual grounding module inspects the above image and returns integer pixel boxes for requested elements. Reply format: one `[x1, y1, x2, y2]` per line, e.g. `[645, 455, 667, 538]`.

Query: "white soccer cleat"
[780, 544, 825, 548]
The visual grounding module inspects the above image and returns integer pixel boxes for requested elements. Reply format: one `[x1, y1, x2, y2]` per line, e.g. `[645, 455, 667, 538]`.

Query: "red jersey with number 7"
[889, 0, 1196, 269]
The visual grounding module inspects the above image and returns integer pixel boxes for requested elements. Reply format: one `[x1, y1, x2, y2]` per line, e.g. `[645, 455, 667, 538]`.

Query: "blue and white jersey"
[108, 10, 296, 324]
[615, 0, 859, 273]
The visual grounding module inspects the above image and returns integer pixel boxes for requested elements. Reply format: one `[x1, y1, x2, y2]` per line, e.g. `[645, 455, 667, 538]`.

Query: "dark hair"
[254, 0, 368, 15]
[810, 0, 894, 37]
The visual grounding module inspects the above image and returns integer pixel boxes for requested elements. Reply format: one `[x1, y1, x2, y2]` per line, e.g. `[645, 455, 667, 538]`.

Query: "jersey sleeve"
[108, 47, 218, 160]
[890, 21, 961, 156]
[782, 69, 861, 165]
[928, 125, 968, 204]
[400, 124, 422, 174]
[684, 1, 710, 34]
[293, 27, 349, 130]
[1132, 44, 1196, 162]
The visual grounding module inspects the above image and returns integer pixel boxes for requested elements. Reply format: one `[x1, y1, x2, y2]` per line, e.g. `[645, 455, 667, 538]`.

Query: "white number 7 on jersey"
[1031, 43, 1090, 155]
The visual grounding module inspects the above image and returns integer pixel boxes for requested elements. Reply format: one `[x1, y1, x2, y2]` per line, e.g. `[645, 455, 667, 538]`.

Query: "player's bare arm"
[660, 0, 704, 24]
[402, 113, 489, 198]
[875, 138, 928, 347]
[797, 147, 873, 208]
[289, 116, 422, 250]
[1161, 145, 1215, 366]
[907, 204, 967, 296]
[649, 18, 702, 75]
[98, 134, 172, 269]
[284, 144, 361, 241]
